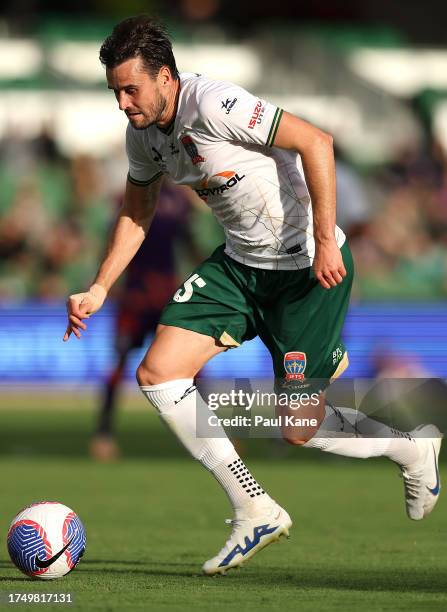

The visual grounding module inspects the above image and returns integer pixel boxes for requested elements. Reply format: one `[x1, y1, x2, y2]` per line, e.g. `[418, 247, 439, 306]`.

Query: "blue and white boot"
[202, 502, 292, 575]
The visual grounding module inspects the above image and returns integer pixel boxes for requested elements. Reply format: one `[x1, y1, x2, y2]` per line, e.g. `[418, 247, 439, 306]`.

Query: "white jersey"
[126, 72, 345, 270]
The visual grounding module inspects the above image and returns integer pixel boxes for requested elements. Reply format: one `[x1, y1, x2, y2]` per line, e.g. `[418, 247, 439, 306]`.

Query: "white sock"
[303, 404, 419, 465]
[212, 450, 271, 517]
[140, 379, 273, 516]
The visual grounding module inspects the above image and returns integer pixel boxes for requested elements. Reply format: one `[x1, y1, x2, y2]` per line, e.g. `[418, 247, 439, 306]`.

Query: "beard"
[130, 89, 167, 130]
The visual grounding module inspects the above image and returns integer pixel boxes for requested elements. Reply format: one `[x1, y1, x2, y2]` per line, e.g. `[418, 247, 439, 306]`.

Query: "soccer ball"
[7, 501, 86, 579]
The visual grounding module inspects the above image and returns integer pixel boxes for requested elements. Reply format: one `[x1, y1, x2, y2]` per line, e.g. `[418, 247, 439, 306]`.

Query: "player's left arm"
[272, 112, 346, 289]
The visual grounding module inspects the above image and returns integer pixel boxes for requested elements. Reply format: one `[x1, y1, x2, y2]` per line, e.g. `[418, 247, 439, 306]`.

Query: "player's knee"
[136, 361, 164, 386]
[281, 423, 318, 446]
[282, 432, 312, 446]
[279, 404, 324, 446]
[136, 358, 191, 386]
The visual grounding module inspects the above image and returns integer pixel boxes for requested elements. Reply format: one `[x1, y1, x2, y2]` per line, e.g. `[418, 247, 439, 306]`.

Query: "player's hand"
[63, 283, 107, 341]
[313, 239, 346, 289]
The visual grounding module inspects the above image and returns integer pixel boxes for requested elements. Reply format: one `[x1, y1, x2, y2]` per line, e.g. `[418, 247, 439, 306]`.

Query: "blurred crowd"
[347, 139, 447, 300]
[0, 127, 221, 301]
[1, 127, 447, 301]
[0, 127, 113, 300]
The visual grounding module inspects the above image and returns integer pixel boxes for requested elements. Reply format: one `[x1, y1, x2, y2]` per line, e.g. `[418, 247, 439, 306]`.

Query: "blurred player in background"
[90, 179, 202, 461]
[64, 16, 443, 575]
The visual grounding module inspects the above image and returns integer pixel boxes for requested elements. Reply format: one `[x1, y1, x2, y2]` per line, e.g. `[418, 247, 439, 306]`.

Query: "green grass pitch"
[0, 393, 446, 611]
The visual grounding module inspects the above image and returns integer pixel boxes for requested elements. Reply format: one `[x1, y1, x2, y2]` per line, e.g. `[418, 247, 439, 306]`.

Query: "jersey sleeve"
[126, 124, 163, 186]
[197, 83, 283, 148]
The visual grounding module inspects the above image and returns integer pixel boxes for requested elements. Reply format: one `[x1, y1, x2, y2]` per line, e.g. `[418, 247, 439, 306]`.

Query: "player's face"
[106, 57, 168, 129]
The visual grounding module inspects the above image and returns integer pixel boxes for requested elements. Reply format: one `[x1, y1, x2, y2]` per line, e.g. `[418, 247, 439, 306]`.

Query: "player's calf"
[299, 403, 443, 520]
[139, 369, 292, 571]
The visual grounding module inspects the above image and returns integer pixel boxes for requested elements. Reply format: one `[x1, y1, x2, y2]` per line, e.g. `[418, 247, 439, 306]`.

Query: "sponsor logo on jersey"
[194, 170, 246, 201]
[248, 100, 265, 129]
[284, 351, 307, 380]
[221, 97, 237, 114]
[332, 347, 343, 365]
[181, 135, 205, 165]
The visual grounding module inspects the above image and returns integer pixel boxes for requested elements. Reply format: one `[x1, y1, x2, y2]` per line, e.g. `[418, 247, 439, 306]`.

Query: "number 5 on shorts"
[173, 274, 207, 303]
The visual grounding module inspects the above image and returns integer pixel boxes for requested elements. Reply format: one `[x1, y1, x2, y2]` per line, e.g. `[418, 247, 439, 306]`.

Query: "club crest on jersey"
[284, 351, 307, 380]
[181, 135, 205, 165]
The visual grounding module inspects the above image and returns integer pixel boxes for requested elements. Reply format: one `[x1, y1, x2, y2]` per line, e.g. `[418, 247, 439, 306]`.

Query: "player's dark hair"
[99, 15, 179, 80]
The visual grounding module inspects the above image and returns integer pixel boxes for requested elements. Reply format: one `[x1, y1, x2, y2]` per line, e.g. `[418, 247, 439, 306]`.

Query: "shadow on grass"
[262, 566, 447, 594]
[83, 559, 195, 567]
[71, 563, 447, 595]
[2, 563, 445, 595]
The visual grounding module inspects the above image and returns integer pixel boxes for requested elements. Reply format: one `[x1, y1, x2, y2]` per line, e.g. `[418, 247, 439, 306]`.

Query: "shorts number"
[173, 274, 206, 303]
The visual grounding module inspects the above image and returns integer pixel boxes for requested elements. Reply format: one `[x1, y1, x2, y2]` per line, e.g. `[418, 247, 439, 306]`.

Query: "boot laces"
[400, 467, 423, 499]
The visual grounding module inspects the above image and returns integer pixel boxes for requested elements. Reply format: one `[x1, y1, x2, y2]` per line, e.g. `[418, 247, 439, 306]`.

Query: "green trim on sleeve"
[266, 108, 284, 147]
[127, 171, 163, 186]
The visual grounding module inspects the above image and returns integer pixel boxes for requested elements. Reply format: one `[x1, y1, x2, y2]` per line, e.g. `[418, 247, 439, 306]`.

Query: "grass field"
[0, 391, 446, 611]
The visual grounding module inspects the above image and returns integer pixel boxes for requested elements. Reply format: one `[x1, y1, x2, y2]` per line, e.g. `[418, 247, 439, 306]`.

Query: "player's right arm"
[198, 83, 344, 289]
[63, 175, 162, 341]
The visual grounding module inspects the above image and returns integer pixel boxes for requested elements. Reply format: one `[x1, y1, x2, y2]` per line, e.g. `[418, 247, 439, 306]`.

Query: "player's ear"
[158, 65, 173, 86]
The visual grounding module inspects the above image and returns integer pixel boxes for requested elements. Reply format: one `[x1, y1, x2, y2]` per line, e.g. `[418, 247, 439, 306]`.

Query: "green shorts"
[159, 242, 353, 383]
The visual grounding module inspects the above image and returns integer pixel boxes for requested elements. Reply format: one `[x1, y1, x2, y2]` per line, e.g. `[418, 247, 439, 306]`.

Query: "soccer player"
[64, 16, 442, 575]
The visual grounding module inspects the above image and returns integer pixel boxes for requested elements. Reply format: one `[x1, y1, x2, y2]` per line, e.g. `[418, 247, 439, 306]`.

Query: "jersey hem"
[223, 234, 346, 270]
[225, 249, 312, 270]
